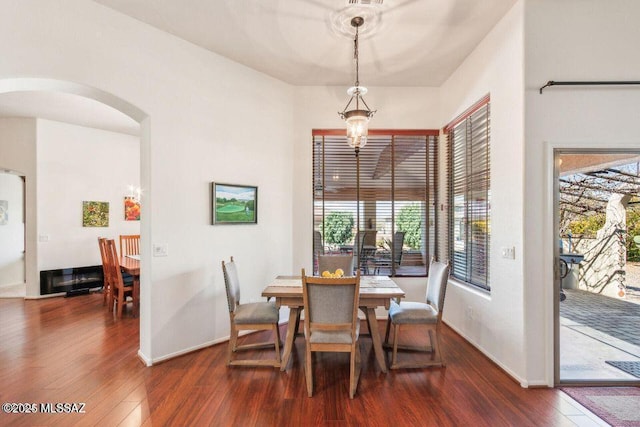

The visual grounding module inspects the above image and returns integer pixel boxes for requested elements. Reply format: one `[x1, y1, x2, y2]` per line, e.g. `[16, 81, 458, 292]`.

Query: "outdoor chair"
[372, 231, 405, 275]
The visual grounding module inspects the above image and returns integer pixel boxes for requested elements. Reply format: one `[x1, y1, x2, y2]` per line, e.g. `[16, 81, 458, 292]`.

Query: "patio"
[560, 287, 640, 381]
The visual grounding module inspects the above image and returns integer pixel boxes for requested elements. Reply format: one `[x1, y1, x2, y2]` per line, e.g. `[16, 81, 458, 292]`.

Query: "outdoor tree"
[321, 211, 354, 245]
[397, 203, 422, 250]
[567, 213, 605, 238]
[627, 207, 640, 261]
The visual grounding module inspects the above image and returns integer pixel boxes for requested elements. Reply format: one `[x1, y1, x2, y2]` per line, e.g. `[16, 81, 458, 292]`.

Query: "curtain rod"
[539, 80, 640, 94]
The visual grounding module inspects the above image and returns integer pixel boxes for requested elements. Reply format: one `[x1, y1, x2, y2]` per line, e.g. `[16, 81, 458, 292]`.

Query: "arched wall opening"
[0, 77, 150, 358]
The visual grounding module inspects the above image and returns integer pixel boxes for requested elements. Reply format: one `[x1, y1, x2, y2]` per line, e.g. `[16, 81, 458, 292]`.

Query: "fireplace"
[40, 265, 104, 296]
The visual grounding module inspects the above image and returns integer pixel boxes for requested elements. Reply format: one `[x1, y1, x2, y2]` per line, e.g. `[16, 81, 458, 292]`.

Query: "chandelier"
[338, 16, 376, 153]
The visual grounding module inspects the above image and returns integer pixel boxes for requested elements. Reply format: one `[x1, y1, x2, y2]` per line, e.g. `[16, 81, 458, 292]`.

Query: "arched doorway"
[0, 77, 149, 351]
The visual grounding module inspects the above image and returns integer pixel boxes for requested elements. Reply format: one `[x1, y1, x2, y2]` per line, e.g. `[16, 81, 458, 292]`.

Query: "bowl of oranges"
[321, 268, 344, 278]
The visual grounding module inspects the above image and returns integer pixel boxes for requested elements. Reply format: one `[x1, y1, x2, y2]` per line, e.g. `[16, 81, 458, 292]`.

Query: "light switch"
[38, 234, 50, 242]
[153, 243, 168, 257]
[501, 247, 515, 259]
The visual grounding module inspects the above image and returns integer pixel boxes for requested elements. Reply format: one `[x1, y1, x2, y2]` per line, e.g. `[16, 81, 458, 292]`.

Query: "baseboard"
[443, 321, 547, 388]
[144, 328, 265, 366]
[25, 292, 66, 299]
[137, 349, 152, 366]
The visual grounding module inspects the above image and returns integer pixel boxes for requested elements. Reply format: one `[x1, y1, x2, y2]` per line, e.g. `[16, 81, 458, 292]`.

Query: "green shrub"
[321, 212, 354, 245]
[397, 204, 422, 250]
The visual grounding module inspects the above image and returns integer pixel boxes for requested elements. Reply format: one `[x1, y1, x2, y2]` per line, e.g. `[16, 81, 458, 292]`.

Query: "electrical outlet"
[466, 306, 474, 320]
[501, 246, 515, 259]
[153, 243, 168, 257]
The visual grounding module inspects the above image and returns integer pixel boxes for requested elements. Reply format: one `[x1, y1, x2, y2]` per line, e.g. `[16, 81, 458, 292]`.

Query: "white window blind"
[447, 99, 491, 290]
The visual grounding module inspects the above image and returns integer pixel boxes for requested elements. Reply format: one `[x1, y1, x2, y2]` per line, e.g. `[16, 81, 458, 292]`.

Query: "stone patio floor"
[560, 288, 640, 381]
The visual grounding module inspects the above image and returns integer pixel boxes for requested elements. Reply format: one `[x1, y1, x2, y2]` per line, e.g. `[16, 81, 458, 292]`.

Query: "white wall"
[36, 119, 139, 272]
[439, 1, 527, 383]
[524, 0, 640, 385]
[0, 0, 294, 363]
[0, 173, 24, 287]
[0, 118, 38, 294]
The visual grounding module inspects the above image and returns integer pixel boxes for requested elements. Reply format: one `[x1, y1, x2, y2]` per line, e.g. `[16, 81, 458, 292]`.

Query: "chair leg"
[274, 323, 281, 366]
[116, 289, 124, 318]
[226, 324, 282, 368]
[350, 343, 361, 399]
[429, 328, 445, 366]
[428, 330, 437, 362]
[391, 323, 400, 369]
[389, 324, 446, 369]
[106, 285, 114, 312]
[227, 326, 238, 366]
[305, 343, 313, 397]
[384, 315, 392, 346]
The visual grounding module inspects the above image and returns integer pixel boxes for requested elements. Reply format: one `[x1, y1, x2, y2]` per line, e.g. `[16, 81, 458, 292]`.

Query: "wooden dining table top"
[119, 256, 140, 276]
[262, 275, 405, 306]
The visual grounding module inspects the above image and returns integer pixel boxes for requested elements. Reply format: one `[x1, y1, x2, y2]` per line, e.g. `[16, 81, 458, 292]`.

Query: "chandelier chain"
[354, 24, 360, 87]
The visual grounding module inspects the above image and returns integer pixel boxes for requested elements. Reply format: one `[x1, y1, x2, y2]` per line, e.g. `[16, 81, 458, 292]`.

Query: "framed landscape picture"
[212, 182, 257, 225]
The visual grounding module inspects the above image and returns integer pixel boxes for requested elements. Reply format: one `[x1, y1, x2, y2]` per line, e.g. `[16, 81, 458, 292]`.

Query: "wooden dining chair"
[384, 258, 450, 369]
[119, 234, 140, 257]
[105, 239, 135, 318]
[302, 268, 361, 399]
[97, 237, 113, 308]
[222, 256, 281, 367]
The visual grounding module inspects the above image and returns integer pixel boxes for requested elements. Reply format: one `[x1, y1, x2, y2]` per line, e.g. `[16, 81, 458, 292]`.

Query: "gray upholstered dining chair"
[222, 256, 281, 368]
[318, 254, 354, 276]
[384, 257, 450, 369]
[301, 268, 361, 399]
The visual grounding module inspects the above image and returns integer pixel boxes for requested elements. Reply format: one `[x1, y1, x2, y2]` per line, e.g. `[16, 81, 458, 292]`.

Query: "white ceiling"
[94, 0, 517, 87]
[0, 0, 516, 134]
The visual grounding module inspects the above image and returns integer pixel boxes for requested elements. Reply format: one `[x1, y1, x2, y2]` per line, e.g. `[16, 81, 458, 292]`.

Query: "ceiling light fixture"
[338, 16, 376, 154]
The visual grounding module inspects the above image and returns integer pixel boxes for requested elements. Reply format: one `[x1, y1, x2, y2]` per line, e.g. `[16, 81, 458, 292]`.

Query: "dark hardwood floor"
[0, 293, 575, 426]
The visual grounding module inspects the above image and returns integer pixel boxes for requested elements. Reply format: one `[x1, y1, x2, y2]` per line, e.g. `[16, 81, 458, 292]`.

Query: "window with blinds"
[445, 96, 491, 290]
[312, 130, 439, 277]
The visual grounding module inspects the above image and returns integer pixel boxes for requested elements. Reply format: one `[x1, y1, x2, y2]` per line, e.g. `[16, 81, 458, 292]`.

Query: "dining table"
[120, 255, 140, 317]
[262, 275, 405, 373]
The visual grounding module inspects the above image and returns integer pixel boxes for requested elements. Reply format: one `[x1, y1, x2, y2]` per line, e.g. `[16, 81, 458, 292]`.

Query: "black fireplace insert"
[40, 266, 104, 296]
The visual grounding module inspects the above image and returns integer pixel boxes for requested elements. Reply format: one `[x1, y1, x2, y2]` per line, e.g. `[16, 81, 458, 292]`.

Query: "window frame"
[444, 95, 491, 290]
[312, 129, 439, 277]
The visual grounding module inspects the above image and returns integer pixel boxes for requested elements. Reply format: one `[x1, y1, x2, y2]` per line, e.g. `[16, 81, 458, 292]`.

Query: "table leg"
[364, 307, 387, 373]
[280, 306, 300, 371]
